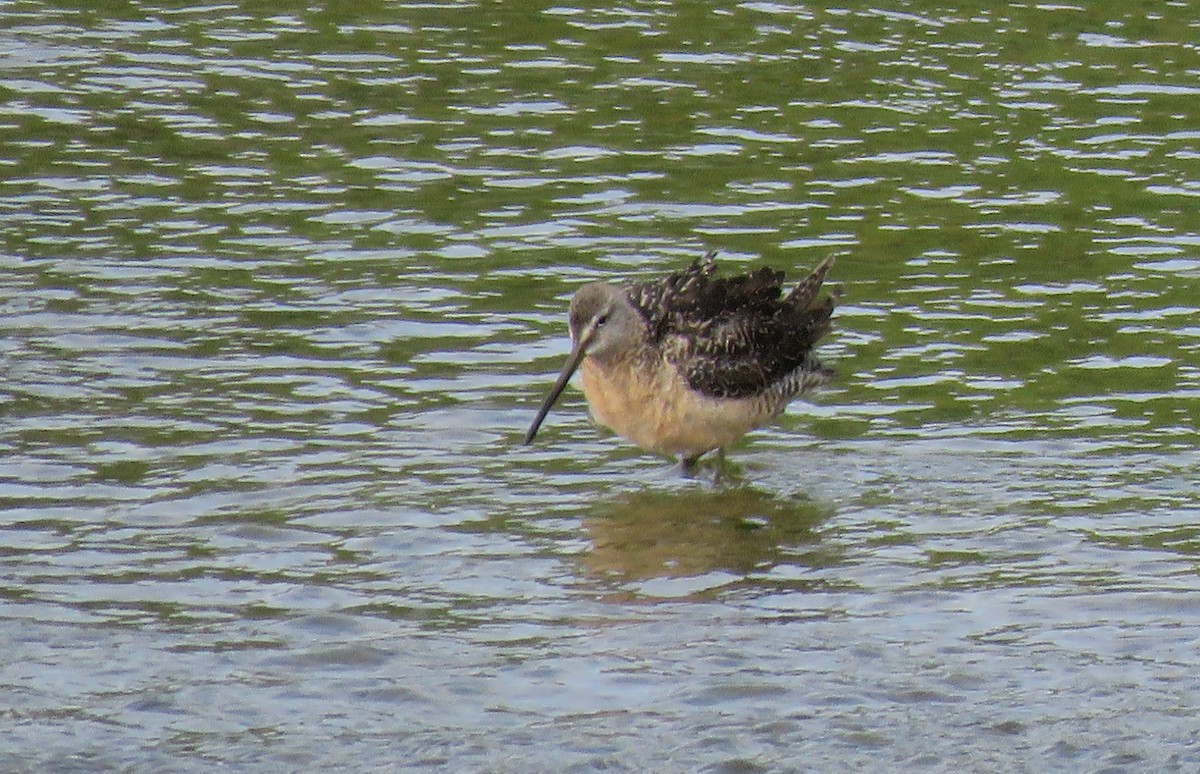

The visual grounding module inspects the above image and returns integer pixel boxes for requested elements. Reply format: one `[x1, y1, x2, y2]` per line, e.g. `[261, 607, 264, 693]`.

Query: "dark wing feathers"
[625, 250, 717, 339]
[626, 253, 836, 399]
[787, 256, 836, 309]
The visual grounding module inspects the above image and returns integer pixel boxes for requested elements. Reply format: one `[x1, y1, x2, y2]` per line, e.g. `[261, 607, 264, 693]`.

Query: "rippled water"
[3, 2, 1199, 771]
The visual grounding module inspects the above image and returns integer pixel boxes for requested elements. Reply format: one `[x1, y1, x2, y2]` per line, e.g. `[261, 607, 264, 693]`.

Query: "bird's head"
[566, 282, 642, 364]
[524, 282, 642, 445]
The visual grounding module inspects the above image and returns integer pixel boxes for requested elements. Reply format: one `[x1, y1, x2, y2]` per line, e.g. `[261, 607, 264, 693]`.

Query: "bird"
[523, 251, 837, 471]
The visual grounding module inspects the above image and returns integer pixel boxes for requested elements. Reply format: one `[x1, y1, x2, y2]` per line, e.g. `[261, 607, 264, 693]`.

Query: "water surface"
[2, 2, 1199, 771]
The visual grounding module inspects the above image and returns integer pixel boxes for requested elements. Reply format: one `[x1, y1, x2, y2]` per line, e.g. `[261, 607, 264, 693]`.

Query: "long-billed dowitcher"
[524, 251, 837, 470]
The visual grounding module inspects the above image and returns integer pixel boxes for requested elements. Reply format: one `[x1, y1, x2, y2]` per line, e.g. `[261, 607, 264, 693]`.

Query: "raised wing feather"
[627, 253, 836, 399]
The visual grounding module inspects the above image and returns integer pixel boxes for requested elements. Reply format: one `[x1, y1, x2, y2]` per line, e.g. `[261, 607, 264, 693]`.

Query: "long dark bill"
[523, 326, 595, 445]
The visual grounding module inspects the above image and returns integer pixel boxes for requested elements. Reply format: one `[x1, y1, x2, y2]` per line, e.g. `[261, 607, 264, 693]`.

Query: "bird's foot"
[677, 449, 744, 484]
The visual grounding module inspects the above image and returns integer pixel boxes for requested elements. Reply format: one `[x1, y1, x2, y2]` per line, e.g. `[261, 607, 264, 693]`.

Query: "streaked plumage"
[524, 251, 837, 469]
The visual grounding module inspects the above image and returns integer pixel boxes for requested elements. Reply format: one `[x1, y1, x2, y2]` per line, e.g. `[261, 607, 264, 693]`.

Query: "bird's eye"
[596, 313, 609, 326]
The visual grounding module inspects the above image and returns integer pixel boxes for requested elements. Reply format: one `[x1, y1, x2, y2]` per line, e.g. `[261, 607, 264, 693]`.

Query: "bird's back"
[626, 252, 836, 400]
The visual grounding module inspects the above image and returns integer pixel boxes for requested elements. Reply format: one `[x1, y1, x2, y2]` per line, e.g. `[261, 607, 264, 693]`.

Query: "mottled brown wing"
[628, 254, 836, 399]
[625, 250, 717, 341]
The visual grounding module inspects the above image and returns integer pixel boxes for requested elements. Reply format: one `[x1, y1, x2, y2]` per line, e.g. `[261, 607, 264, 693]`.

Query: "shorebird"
[523, 251, 837, 471]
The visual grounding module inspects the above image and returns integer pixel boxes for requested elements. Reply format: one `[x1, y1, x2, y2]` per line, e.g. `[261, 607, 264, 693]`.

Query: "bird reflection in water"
[579, 485, 837, 587]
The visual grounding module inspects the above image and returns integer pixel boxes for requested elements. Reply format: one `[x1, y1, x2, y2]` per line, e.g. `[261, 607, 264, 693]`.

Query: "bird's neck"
[586, 341, 648, 372]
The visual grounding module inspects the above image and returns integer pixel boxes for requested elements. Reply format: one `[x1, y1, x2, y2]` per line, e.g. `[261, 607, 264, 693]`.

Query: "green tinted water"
[2, 2, 1198, 770]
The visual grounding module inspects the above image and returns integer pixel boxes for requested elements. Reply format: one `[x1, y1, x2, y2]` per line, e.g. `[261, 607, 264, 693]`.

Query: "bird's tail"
[786, 256, 836, 310]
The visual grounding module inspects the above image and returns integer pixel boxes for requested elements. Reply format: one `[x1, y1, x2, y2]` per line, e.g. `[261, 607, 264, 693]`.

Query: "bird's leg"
[680, 454, 702, 477]
[711, 447, 735, 485]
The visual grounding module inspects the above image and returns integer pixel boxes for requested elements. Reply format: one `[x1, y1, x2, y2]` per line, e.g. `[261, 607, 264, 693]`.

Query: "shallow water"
[2, 2, 1199, 771]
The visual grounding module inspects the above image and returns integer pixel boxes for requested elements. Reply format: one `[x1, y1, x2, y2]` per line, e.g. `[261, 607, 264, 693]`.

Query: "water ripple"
[2, 2, 1200, 771]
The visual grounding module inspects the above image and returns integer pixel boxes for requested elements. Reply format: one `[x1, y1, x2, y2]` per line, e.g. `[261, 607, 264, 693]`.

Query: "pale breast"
[579, 356, 779, 458]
